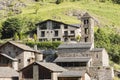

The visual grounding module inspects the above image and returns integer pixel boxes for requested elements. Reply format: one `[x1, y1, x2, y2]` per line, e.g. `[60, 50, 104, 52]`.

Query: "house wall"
[51, 72, 61, 80]
[23, 51, 35, 67]
[102, 49, 109, 66]
[37, 21, 80, 42]
[90, 51, 102, 67]
[57, 48, 90, 57]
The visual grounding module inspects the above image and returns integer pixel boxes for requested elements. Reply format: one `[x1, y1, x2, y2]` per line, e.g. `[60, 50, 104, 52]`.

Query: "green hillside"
[0, 0, 120, 29]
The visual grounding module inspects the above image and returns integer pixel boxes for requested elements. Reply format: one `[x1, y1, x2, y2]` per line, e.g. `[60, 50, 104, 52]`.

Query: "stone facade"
[36, 19, 81, 42]
[0, 41, 43, 70]
[53, 12, 113, 80]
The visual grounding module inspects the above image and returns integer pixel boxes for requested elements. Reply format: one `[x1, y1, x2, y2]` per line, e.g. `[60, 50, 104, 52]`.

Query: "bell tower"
[81, 12, 94, 47]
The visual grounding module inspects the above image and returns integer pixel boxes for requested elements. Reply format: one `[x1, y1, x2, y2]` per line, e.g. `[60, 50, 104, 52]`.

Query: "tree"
[1, 17, 22, 39]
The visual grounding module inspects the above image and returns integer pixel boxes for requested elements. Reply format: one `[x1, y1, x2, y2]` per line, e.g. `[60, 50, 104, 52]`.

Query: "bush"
[26, 41, 62, 49]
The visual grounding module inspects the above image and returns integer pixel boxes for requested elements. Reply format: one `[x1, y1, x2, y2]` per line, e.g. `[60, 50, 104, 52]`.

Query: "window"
[85, 37, 88, 42]
[41, 31, 45, 37]
[64, 38, 68, 42]
[85, 28, 89, 34]
[40, 23, 47, 30]
[64, 31, 68, 35]
[52, 22, 60, 29]
[54, 31, 58, 36]
[70, 31, 75, 34]
[84, 19, 89, 24]
[18, 59, 21, 63]
[64, 25, 68, 29]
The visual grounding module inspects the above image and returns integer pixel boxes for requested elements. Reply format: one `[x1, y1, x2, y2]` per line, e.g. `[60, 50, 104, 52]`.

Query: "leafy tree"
[1, 17, 23, 39]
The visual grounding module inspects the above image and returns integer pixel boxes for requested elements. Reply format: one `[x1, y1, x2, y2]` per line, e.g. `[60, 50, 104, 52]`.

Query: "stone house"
[0, 41, 43, 70]
[19, 61, 67, 80]
[53, 42, 112, 80]
[0, 67, 19, 80]
[36, 19, 81, 42]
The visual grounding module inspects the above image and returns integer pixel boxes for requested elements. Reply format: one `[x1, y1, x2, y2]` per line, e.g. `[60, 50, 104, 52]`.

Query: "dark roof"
[58, 42, 92, 49]
[0, 41, 40, 53]
[58, 71, 86, 77]
[0, 67, 19, 78]
[81, 12, 92, 18]
[54, 57, 91, 62]
[36, 19, 80, 28]
[0, 53, 17, 61]
[20, 62, 67, 72]
[90, 48, 105, 52]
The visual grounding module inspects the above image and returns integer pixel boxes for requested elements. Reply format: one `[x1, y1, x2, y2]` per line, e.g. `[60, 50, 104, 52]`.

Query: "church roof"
[58, 71, 87, 77]
[20, 62, 67, 72]
[54, 57, 91, 62]
[58, 42, 92, 49]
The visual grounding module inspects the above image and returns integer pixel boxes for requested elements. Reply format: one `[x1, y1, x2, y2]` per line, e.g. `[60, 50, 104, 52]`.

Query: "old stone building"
[0, 41, 43, 70]
[36, 19, 81, 42]
[52, 12, 113, 80]
[19, 61, 67, 80]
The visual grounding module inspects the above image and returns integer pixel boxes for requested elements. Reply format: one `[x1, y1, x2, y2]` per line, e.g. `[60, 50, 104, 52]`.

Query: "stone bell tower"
[81, 12, 94, 47]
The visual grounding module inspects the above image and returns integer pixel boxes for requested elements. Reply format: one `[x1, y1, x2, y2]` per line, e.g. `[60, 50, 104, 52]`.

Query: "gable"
[0, 42, 23, 58]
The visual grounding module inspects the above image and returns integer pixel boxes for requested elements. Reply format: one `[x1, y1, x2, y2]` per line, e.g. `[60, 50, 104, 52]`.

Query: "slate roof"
[0, 53, 17, 61]
[81, 12, 92, 18]
[58, 71, 86, 77]
[36, 19, 80, 28]
[58, 42, 92, 49]
[54, 57, 91, 62]
[0, 41, 40, 53]
[90, 48, 104, 52]
[20, 62, 67, 72]
[0, 67, 19, 78]
[36, 62, 67, 72]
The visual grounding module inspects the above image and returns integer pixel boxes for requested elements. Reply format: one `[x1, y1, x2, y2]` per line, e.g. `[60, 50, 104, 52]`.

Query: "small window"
[85, 37, 88, 42]
[85, 28, 89, 34]
[84, 19, 89, 24]
[64, 25, 68, 29]
[18, 59, 21, 63]
[54, 31, 58, 36]
[70, 31, 75, 34]
[64, 31, 68, 35]
[41, 31, 45, 37]
[64, 38, 68, 42]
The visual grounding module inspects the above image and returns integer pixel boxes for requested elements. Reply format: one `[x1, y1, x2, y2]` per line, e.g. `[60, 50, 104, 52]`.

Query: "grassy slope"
[18, 0, 120, 28]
